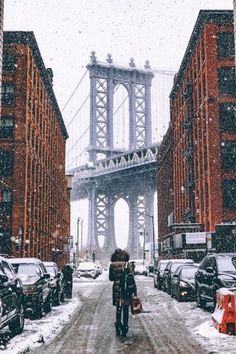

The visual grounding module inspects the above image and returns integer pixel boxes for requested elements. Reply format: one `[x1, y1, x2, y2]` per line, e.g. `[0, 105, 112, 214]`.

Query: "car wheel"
[34, 297, 43, 319]
[53, 290, 60, 307]
[196, 288, 206, 309]
[153, 278, 157, 288]
[60, 290, 65, 303]
[44, 294, 52, 313]
[9, 303, 25, 336]
[177, 289, 182, 302]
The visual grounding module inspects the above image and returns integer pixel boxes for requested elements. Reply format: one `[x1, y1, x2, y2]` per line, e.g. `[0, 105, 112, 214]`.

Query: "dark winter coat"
[109, 261, 137, 306]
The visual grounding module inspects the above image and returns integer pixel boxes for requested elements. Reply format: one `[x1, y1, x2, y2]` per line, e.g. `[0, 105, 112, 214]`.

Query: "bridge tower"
[85, 52, 155, 259]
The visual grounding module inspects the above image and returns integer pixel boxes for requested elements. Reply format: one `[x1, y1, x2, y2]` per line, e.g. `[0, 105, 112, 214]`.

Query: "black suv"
[10, 258, 52, 319]
[195, 253, 236, 308]
[43, 261, 64, 306]
[0, 256, 25, 335]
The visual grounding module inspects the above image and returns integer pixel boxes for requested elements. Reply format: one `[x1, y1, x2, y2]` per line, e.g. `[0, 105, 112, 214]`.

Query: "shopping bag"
[131, 296, 143, 314]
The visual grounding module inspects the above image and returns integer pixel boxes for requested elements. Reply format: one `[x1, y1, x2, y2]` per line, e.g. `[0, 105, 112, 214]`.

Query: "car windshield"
[78, 262, 95, 270]
[217, 257, 236, 273]
[171, 262, 187, 273]
[181, 267, 197, 278]
[13, 263, 41, 277]
[159, 262, 168, 270]
[45, 266, 56, 276]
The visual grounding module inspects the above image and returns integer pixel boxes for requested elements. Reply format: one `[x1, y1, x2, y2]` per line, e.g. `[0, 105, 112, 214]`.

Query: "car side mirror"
[0, 273, 8, 283]
[44, 273, 50, 279]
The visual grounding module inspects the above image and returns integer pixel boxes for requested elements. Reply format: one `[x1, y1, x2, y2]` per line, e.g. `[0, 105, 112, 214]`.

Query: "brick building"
[0, 31, 71, 267]
[0, 0, 4, 100]
[158, 10, 235, 259]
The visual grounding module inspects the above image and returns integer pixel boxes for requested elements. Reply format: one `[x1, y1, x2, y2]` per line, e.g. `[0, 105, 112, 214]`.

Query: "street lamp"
[144, 213, 156, 265]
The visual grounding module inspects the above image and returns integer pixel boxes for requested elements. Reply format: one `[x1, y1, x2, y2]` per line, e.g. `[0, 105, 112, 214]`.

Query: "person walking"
[109, 249, 137, 337]
[62, 264, 74, 298]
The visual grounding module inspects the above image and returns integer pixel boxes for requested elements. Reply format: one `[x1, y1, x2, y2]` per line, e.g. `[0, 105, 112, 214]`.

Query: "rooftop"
[3, 31, 69, 140]
[169, 10, 234, 100]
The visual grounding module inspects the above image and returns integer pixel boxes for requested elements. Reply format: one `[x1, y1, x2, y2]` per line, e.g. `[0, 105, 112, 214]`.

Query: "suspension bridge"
[64, 52, 175, 259]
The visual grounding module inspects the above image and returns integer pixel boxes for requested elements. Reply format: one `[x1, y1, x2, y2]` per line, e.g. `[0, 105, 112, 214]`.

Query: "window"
[2, 53, 17, 73]
[219, 103, 236, 133]
[0, 151, 14, 176]
[218, 67, 236, 96]
[0, 229, 11, 256]
[221, 141, 236, 170]
[1, 82, 15, 105]
[217, 32, 235, 58]
[0, 116, 14, 138]
[222, 180, 236, 210]
[0, 189, 12, 215]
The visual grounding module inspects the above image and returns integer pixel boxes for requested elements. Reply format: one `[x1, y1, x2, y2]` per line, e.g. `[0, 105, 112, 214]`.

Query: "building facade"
[0, 0, 4, 102]
[158, 10, 236, 260]
[0, 31, 71, 267]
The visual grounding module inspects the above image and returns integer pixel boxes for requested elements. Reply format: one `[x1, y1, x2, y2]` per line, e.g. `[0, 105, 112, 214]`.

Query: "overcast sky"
[4, 0, 233, 249]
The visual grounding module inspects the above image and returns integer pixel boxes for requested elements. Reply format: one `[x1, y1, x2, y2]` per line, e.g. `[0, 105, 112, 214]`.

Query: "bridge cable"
[66, 126, 90, 156]
[62, 69, 88, 112]
[66, 93, 90, 129]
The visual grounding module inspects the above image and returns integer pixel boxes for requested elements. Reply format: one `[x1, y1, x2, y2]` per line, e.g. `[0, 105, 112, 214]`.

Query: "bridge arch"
[114, 198, 129, 250]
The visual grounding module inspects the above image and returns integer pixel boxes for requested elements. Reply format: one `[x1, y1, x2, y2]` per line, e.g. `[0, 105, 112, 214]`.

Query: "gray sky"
[4, 0, 233, 249]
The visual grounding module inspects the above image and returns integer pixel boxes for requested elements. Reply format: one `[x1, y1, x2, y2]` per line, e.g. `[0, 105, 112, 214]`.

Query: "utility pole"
[80, 219, 83, 258]
[144, 213, 156, 265]
[76, 217, 81, 271]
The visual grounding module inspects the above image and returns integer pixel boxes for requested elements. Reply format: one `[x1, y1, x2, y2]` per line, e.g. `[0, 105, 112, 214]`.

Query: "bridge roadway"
[71, 144, 158, 200]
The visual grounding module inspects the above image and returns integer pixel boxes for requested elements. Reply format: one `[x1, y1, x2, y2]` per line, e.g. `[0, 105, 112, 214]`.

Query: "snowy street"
[2, 272, 236, 353]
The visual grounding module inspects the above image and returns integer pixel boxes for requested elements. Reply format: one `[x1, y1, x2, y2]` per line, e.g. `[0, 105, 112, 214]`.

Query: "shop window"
[221, 141, 236, 170]
[2, 53, 17, 73]
[0, 116, 14, 138]
[219, 103, 236, 133]
[222, 180, 236, 210]
[217, 32, 235, 58]
[0, 229, 11, 256]
[1, 82, 15, 106]
[218, 67, 236, 96]
[0, 151, 13, 176]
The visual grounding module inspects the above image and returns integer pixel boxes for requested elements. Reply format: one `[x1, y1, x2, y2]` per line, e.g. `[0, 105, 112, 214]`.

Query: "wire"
[66, 126, 89, 156]
[66, 94, 90, 129]
[62, 70, 88, 112]
[113, 95, 128, 117]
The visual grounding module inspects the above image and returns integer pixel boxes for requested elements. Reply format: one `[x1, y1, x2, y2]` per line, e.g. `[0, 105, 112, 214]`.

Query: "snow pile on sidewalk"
[4, 282, 81, 354]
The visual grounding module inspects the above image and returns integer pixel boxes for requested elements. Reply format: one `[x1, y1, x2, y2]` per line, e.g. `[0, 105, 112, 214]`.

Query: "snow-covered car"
[0, 256, 25, 336]
[153, 260, 170, 289]
[76, 261, 98, 279]
[43, 261, 64, 306]
[162, 259, 194, 294]
[134, 264, 148, 276]
[10, 258, 52, 319]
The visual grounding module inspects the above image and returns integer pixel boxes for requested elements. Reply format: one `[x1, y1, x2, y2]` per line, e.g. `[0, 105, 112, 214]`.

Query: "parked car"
[76, 261, 98, 279]
[10, 258, 52, 319]
[134, 264, 148, 276]
[43, 261, 63, 306]
[171, 264, 199, 301]
[195, 253, 236, 308]
[153, 260, 170, 289]
[0, 256, 25, 335]
[162, 259, 194, 294]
